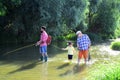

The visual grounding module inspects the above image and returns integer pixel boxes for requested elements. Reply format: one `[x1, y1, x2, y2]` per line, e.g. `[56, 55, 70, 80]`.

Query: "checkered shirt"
[77, 34, 91, 50]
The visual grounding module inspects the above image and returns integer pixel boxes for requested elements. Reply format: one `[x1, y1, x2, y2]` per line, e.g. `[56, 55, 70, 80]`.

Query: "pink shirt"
[40, 31, 48, 46]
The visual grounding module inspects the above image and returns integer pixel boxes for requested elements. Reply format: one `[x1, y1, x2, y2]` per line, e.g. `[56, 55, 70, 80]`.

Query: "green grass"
[111, 41, 120, 50]
[87, 43, 120, 80]
[87, 60, 120, 80]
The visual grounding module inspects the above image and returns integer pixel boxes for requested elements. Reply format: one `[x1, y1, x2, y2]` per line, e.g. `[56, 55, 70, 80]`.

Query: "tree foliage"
[0, 0, 88, 43]
[0, 0, 120, 43]
[88, 0, 120, 39]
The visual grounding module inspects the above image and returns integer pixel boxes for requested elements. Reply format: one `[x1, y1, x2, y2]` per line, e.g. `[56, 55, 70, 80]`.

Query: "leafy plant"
[88, 62, 120, 80]
[111, 41, 120, 50]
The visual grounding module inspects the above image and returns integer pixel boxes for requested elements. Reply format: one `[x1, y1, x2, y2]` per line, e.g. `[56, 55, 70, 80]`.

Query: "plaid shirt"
[77, 34, 91, 50]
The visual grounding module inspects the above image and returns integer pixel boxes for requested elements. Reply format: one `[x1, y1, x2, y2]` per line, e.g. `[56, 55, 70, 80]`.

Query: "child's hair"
[67, 41, 72, 46]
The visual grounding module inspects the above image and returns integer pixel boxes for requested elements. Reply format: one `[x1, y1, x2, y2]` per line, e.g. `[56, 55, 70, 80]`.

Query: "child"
[62, 41, 76, 64]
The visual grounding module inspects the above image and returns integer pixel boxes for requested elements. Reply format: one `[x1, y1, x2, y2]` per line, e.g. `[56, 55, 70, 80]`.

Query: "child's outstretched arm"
[61, 47, 68, 50]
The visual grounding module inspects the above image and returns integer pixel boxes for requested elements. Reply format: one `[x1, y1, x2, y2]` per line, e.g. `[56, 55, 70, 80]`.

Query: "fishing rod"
[3, 42, 61, 56]
[3, 40, 76, 56]
[3, 43, 35, 56]
[51, 40, 76, 50]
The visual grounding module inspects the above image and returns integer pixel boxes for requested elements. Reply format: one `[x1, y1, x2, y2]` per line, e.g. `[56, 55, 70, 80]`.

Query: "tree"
[88, 0, 120, 39]
[0, 0, 89, 43]
[62, 0, 88, 32]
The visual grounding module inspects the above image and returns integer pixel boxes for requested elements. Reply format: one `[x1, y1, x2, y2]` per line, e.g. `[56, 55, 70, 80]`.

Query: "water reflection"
[57, 63, 69, 69]
[41, 63, 48, 80]
[8, 61, 39, 74]
[73, 64, 87, 74]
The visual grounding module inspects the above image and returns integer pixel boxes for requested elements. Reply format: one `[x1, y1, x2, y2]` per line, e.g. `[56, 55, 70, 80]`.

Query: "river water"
[0, 42, 119, 80]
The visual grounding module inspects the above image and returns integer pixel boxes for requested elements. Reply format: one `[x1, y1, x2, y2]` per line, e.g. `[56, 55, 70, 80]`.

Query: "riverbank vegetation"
[88, 60, 120, 80]
[111, 41, 120, 51]
[0, 0, 120, 43]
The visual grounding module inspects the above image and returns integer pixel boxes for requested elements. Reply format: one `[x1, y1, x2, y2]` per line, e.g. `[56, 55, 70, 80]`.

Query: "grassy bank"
[87, 57, 120, 80]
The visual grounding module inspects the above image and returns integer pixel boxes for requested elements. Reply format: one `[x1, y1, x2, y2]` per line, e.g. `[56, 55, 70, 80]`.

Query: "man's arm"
[86, 35, 91, 48]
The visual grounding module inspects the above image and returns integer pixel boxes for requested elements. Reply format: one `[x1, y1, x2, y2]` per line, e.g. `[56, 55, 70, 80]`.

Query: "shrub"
[88, 62, 120, 80]
[87, 32, 102, 43]
[111, 41, 120, 50]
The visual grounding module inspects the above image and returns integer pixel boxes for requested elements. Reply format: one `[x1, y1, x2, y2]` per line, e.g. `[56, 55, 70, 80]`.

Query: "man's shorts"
[39, 46, 47, 53]
[78, 50, 88, 59]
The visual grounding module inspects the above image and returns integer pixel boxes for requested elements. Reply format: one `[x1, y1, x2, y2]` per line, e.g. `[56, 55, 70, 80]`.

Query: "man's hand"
[35, 41, 40, 46]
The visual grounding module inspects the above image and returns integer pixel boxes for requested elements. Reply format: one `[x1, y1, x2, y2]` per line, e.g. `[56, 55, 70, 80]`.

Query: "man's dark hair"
[41, 26, 46, 30]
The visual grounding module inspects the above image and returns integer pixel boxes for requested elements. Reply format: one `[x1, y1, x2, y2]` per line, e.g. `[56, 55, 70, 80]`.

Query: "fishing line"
[3, 43, 35, 56]
[51, 45, 61, 50]
[3, 40, 76, 56]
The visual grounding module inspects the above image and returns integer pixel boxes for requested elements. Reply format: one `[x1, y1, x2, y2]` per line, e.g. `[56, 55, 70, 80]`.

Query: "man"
[76, 31, 91, 64]
[36, 26, 48, 62]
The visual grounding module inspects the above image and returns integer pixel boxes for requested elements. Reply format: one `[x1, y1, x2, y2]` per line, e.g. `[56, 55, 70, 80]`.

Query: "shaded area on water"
[0, 41, 72, 61]
[7, 61, 42, 74]
[58, 63, 88, 77]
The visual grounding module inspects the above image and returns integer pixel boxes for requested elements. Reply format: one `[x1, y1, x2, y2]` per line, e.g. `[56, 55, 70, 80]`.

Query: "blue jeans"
[39, 46, 47, 54]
